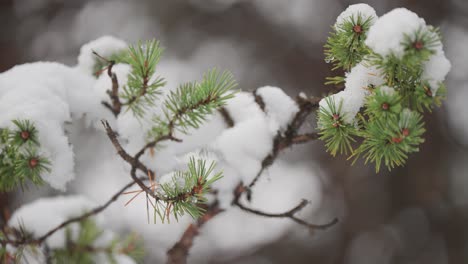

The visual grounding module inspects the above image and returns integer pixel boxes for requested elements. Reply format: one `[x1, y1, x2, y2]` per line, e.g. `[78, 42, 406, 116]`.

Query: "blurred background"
[1, 0, 468, 263]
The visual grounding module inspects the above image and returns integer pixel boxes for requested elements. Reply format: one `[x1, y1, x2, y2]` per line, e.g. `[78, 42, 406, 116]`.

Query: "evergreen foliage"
[149, 157, 222, 223]
[319, 10, 448, 172]
[148, 69, 236, 139]
[120, 40, 166, 117]
[324, 13, 374, 71]
[0, 120, 50, 191]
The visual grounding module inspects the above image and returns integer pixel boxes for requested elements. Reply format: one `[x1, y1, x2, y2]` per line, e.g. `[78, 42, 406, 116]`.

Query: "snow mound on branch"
[366, 8, 426, 58]
[335, 3, 377, 27]
[8, 196, 97, 248]
[77, 36, 128, 76]
[212, 92, 273, 193]
[0, 62, 105, 190]
[319, 63, 384, 124]
[422, 47, 451, 95]
[256, 86, 299, 131]
[345, 63, 385, 97]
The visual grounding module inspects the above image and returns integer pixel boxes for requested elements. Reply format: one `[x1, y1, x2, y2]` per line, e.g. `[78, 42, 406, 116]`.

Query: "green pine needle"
[324, 13, 375, 71]
[317, 97, 358, 156]
[149, 69, 237, 138]
[121, 40, 166, 117]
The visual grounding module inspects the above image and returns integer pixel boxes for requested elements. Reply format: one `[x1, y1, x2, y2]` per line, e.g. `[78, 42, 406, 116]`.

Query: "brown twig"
[232, 183, 338, 230]
[101, 120, 159, 200]
[166, 201, 224, 264]
[218, 107, 234, 128]
[248, 95, 322, 189]
[93, 51, 122, 117]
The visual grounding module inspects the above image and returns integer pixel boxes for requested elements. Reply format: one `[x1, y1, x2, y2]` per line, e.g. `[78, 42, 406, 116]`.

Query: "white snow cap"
[0, 62, 105, 190]
[319, 62, 385, 124]
[366, 8, 427, 58]
[335, 3, 378, 27]
[422, 47, 451, 95]
[77, 36, 128, 75]
[255, 86, 299, 131]
[345, 63, 385, 96]
[379, 85, 396, 95]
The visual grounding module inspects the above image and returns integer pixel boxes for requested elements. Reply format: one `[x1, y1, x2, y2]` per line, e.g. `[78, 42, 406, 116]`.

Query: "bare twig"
[101, 120, 159, 200]
[248, 95, 322, 189]
[218, 107, 234, 128]
[232, 183, 338, 230]
[93, 51, 122, 116]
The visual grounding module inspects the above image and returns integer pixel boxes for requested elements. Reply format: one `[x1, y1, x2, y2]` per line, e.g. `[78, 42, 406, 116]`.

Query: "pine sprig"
[317, 97, 358, 156]
[0, 120, 50, 191]
[153, 157, 223, 223]
[364, 86, 402, 120]
[351, 109, 425, 172]
[121, 40, 166, 117]
[149, 69, 236, 139]
[325, 13, 375, 71]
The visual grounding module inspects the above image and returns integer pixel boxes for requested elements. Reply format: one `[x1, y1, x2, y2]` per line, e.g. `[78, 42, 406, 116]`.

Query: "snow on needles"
[321, 6, 451, 123]
[319, 63, 385, 124]
[335, 3, 377, 27]
[365, 7, 451, 93]
[422, 46, 451, 94]
[365, 8, 427, 58]
[0, 62, 104, 190]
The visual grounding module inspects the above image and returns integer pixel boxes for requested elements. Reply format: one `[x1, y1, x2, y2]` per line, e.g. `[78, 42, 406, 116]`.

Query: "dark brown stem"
[166, 202, 224, 264]
[93, 51, 122, 117]
[101, 120, 159, 200]
[218, 107, 234, 128]
[232, 183, 338, 230]
[248, 95, 322, 189]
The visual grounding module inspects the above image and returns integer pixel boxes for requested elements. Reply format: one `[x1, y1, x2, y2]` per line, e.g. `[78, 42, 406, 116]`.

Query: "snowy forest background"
[1, 0, 468, 263]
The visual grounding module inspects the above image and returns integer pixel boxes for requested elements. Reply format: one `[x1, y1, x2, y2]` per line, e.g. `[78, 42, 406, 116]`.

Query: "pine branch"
[166, 91, 339, 264]
[102, 120, 223, 223]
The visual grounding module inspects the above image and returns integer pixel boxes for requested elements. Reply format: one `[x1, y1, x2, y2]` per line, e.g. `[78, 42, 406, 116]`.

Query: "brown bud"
[391, 137, 403, 144]
[353, 24, 362, 34]
[402, 128, 410, 137]
[381, 103, 390, 110]
[413, 41, 424, 50]
[28, 158, 39, 168]
[332, 114, 340, 120]
[425, 89, 433, 97]
[332, 122, 339, 128]
[20, 131, 30, 140]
